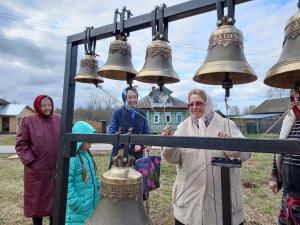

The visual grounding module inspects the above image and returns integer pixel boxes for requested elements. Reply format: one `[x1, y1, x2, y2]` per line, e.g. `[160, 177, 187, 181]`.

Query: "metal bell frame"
[54, 1, 300, 225]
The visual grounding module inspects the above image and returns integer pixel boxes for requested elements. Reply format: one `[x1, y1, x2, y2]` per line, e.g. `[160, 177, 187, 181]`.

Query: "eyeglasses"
[188, 101, 206, 108]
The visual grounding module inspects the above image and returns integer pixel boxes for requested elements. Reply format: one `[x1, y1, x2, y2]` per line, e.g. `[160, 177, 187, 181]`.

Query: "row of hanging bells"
[76, 1, 300, 225]
[75, 0, 300, 95]
[75, 5, 179, 91]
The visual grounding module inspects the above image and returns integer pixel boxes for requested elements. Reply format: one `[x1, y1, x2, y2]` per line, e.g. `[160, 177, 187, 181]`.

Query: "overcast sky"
[0, 0, 296, 113]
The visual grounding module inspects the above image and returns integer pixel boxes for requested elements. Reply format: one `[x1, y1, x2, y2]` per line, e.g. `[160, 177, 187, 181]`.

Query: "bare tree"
[229, 105, 240, 116]
[243, 105, 256, 115]
[74, 93, 119, 122]
[267, 87, 289, 99]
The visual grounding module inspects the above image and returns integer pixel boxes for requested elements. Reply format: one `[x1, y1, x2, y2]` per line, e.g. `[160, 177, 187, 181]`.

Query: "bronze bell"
[75, 54, 104, 85]
[135, 39, 180, 86]
[193, 19, 257, 85]
[98, 39, 137, 82]
[265, 9, 300, 89]
[85, 153, 152, 225]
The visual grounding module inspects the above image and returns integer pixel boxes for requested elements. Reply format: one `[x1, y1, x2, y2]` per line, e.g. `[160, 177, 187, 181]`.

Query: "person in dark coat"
[15, 95, 61, 225]
[269, 89, 300, 225]
[107, 86, 150, 168]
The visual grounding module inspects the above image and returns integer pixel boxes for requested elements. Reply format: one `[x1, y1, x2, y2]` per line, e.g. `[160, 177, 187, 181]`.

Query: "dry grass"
[0, 133, 281, 225]
[0, 151, 281, 225]
[0, 134, 16, 145]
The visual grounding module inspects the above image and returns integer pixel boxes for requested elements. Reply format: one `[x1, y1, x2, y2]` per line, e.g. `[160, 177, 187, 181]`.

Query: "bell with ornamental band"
[85, 151, 152, 225]
[265, 2, 300, 91]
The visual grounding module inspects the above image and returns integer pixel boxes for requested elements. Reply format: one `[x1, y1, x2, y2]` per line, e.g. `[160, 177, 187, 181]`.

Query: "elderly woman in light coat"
[162, 89, 250, 225]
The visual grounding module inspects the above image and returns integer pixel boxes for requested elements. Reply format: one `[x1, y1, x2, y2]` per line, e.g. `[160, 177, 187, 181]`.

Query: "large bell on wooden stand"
[193, 0, 256, 99]
[75, 27, 104, 86]
[98, 7, 137, 87]
[264, 1, 300, 92]
[85, 151, 152, 225]
[135, 4, 179, 91]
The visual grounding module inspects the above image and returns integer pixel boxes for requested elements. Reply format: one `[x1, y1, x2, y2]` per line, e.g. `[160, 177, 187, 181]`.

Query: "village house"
[0, 98, 35, 133]
[231, 97, 290, 134]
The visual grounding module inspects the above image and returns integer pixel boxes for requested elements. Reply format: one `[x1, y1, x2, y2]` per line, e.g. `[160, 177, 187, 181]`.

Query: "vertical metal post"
[53, 42, 78, 225]
[221, 167, 232, 225]
[212, 157, 241, 225]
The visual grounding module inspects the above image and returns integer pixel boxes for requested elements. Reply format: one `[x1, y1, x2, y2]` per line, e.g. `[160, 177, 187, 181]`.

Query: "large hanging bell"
[75, 54, 104, 85]
[98, 39, 137, 81]
[135, 39, 180, 86]
[85, 154, 152, 225]
[193, 22, 257, 85]
[265, 10, 300, 89]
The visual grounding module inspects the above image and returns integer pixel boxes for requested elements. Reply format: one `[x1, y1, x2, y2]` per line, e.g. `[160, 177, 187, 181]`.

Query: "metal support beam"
[53, 43, 78, 225]
[221, 167, 232, 225]
[212, 157, 242, 225]
[67, 133, 300, 155]
[67, 0, 253, 44]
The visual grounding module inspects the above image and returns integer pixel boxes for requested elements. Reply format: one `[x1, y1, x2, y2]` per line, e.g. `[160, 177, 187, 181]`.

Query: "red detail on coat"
[287, 194, 300, 225]
[15, 113, 61, 217]
[33, 94, 54, 117]
[292, 105, 300, 120]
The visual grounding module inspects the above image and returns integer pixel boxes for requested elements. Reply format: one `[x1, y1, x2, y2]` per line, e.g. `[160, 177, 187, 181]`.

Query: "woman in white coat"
[162, 88, 250, 225]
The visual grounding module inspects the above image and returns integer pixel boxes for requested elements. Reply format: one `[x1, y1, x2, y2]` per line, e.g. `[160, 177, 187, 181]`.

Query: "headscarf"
[33, 94, 54, 117]
[190, 90, 214, 135]
[122, 86, 138, 119]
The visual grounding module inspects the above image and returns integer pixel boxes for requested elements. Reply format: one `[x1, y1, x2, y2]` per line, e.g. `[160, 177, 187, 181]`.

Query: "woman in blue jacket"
[65, 121, 100, 225]
[107, 86, 150, 168]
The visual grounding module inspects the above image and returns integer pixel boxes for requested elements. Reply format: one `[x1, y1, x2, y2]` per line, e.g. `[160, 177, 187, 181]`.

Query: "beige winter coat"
[162, 112, 251, 225]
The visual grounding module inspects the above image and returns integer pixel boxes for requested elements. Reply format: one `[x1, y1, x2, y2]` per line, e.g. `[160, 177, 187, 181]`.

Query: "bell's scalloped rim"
[193, 60, 257, 85]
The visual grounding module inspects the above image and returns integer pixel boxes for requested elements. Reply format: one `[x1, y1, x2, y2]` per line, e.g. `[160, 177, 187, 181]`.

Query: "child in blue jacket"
[65, 121, 100, 225]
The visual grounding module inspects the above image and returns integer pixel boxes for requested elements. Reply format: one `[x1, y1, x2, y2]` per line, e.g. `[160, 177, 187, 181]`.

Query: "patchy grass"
[0, 135, 282, 225]
[244, 133, 279, 139]
[0, 134, 16, 145]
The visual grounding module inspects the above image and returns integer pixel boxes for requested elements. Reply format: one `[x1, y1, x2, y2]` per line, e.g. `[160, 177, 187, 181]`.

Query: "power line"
[0, 11, 82, 30]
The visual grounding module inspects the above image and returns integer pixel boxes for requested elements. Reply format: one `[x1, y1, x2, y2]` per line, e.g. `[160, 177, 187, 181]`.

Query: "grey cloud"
[0, 32, 64, 69]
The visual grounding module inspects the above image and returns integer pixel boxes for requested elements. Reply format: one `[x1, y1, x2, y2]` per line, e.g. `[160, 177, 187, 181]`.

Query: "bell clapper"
[295, 81, 300, 91]
[222, 72, 233, 136]
[158, 77, 164, 92]
[126, 75, 134, 88]
[222, 72, 233, 101]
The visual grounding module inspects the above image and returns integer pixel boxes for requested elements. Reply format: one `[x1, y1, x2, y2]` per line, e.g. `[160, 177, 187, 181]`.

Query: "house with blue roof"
[230, 97, 290, 134]
[0, 98, 35, 133]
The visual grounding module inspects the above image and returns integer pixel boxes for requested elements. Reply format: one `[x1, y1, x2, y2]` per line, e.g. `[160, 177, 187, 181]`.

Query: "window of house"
[165, 112, 171, 124]
[2, 117, 9, 132]
[154, 113, 160, 124]
[176, 112, 183, 124]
